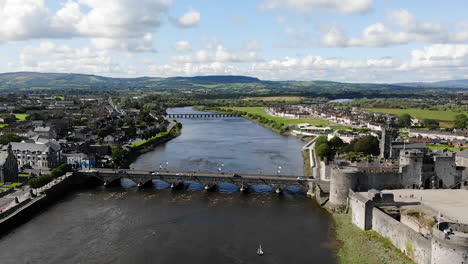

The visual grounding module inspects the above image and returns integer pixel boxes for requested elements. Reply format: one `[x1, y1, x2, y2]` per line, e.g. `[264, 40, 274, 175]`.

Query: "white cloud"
[91, 33, 156, 53]
[172, 41, 192, 52]
[11, 41, 125, 75]
[0, 0, 172, 52]
[201, 36, 222, 50]
[171, 45, 261, 64]
[0, 0, 51, 41]
[261, 0, 373, 14]
[145, 44, 468, 82]
[400, 44, 468, 70]
[244, 40, 262, 52]
[176, 8, 201, 27]
[281, 9, 468, 48]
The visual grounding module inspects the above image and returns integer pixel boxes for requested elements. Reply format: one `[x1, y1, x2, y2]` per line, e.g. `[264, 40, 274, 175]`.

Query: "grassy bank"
[332, 214, 414, 264]
[427, 144, 468, 151]
[226, 106, 330, 126]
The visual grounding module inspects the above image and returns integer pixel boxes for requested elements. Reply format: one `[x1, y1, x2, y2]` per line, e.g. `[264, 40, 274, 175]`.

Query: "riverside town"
[0, 1, 467, 264]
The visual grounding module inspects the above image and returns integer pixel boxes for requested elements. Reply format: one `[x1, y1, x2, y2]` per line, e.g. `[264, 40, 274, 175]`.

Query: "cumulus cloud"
[0, 0, 51, 41]
[244, 40, 262, 52]
[0, 0, 172, 52]
[10, 41, 125, 75]
[172, 41, 192, 52]
[280, 9, 468, 48]
[171, 45, 261, 64]
[145, 44, 468, 82]
[261, 0, 373, 14]
[175, 8, 201, 27]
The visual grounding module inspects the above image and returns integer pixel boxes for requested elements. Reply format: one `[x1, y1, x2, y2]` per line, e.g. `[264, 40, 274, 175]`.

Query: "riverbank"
[200, 105, 412, 264]
[331, 213, 414, 264]
[194, 106, 317, 141]
[117, 124, 182, 169]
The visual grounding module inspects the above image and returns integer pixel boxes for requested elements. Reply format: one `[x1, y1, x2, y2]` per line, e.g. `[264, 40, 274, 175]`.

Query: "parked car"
[118, 170, 126, 174]
[233, 174, 242, 178]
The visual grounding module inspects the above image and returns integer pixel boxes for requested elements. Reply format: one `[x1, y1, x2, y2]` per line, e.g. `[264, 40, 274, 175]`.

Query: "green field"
[427, 144, 468, 151]
[362, 108, 462, 127]
[333, 214, 414, 264]
[223, 107, 331, 126]
[243, 96, 306, 102]
[14, 114, 30, 121]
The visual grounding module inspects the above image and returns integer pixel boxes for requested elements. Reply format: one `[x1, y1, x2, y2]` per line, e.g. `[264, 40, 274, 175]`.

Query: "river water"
[0, 107, 336, 264]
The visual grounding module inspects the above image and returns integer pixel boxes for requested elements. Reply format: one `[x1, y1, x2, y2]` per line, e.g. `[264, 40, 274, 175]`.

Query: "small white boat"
[257, 244, 264, 256]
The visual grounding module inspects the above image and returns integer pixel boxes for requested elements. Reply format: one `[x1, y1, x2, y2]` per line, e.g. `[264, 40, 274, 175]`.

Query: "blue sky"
[1, 0, 468, 82]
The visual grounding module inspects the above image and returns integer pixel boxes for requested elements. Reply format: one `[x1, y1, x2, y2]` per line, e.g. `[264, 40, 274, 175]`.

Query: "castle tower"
[399, 150, 424, 188]
[379, 128, 392, 159]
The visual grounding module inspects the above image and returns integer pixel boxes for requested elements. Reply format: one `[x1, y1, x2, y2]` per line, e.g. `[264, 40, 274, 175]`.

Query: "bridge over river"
[166, 113, 240, 118]
[77, 169, 326, 194]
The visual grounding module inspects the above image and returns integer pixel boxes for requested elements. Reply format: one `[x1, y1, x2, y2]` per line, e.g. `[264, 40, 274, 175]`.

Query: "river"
[0, 107, 336, 264]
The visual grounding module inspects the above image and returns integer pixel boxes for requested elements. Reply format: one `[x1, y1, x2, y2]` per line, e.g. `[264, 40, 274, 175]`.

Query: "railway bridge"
[77, 169, 324, 194]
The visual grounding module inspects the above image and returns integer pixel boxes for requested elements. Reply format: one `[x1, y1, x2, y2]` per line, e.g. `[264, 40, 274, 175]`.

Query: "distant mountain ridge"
[397, 79, 468, 89]
[0, 72, 465, 97]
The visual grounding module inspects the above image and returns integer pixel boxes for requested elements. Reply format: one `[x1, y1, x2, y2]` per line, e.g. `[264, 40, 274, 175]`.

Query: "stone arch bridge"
[77, 169, 321, 194]
[166, 113, 240, 118]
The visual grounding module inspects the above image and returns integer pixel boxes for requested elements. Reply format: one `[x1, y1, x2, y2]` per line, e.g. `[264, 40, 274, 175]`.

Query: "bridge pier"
[170, 182, 184, 190]
[137, 181, 153, 189]
[239, 184, 249, 193]
[103, 179, 121, 187]
[204, 184, 217, 191]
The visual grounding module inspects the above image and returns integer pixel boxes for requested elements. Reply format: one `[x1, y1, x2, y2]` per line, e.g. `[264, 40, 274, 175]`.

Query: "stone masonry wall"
[372, 207, 432, 264]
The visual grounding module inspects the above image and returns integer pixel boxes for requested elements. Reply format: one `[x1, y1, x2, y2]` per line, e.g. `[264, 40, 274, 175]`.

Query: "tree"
[111, 147, 130, 168]
[353, 135, 380, 155]
[422, 119, 439, 130]
[329, 136, 344, 150]
[399, 113, 412, 128]
[315, 136, 328, 147]
[316, 142, 332, 161]
[0, 132, 27, 145]
[453, 114, 467, 129]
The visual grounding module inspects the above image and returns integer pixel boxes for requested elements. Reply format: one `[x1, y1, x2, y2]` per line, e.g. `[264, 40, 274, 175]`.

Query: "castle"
[319, 128, 468, 264]
[329, 129, 467, 208]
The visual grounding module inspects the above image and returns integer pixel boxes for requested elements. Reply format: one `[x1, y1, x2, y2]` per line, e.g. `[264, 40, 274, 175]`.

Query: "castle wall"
[431, 227, 468, 264]
[350, 193, 373, 230]
[358, 171, 402, 190]
[434, 156, 461, 188]
[372, 207, 432, 264]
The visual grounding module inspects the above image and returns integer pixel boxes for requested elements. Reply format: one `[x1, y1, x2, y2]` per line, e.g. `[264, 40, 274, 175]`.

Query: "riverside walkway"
[78, 169, 326, 193]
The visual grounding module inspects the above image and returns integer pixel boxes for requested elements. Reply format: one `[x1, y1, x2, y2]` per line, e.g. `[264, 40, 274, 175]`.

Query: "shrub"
[29, 175, 52, 189]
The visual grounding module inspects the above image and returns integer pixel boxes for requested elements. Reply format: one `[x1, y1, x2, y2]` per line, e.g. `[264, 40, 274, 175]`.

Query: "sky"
[1, 0, 468, 83]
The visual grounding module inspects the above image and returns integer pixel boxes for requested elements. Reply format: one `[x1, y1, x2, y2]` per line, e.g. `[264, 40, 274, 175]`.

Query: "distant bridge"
[77, 169, 326, 194]
[166, 113, 240, 118]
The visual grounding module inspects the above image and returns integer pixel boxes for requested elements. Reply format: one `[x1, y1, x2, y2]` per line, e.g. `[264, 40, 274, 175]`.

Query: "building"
[8, 141, 62, 169]
[329, 149, 465, 208]
[64, 153, 96, 169]
[32, 126, 57, 139]
[0, 145, 19, 183]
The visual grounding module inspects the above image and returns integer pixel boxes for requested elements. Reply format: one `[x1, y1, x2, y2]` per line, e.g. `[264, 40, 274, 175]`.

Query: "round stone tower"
[329, 167, 361, 208]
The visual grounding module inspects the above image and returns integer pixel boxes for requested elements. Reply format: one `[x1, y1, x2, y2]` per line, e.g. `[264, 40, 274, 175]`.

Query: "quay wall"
[0, 175, 75, 236]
